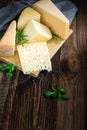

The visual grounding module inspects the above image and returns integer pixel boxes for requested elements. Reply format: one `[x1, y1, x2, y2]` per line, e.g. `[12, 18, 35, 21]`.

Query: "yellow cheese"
[23, 19, 52, 43]
[33, 0, 69, 39]
[17, 7, 41, 29]
[0, 20, 16, 57]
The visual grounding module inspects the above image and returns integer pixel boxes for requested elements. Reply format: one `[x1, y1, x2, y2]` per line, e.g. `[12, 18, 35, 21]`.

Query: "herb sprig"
[43, 83, 68, 101]
[16, 29, 28, 45]
[52, 33, 62, 42]
[0, 63, 18, 78]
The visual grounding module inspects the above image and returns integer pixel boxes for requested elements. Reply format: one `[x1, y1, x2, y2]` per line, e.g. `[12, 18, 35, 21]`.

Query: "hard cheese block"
[17, 7, 41, 30]
[0, 20, 16, 57]
[33, 0, 69, 39]
[17, 42, 52, 75]
[23, 19, 52, 43]
[0, 29, 73, 77]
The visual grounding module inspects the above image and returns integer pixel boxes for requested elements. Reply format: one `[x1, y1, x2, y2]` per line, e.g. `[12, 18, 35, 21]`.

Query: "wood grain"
[0, 29, 73, 76]
[0, 0, 87, 130]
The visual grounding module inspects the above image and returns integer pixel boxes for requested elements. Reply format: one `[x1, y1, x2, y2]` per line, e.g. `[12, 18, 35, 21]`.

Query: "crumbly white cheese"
[17, 42, 52, 75]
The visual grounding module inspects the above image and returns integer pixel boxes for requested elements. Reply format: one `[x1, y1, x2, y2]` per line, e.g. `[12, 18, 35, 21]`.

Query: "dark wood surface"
[0, 0, 87, 130]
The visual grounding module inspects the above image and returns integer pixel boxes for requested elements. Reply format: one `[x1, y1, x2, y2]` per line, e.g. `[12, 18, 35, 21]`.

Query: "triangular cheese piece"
[33, 0, 69, 39]
[17, 7, 41, 30]
[23, 19, 52, 43]
[0, 20, 16, 57]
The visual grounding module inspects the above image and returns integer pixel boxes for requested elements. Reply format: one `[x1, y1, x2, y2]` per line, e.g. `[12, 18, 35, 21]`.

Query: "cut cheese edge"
[0, 20, 16, 57]
[17, 42, 52, 75]
[0, 29, 73, 77]
[17, 7, 41, 29]
[33, 0, 69, 39]
[23, 19, 52, 43]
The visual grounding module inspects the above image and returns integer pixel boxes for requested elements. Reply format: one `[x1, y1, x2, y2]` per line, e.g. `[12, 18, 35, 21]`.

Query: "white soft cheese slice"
[17, 42, 52, 75]
[23, 19, 52, 43]
[17, 7, 41, 29]
[0, 20, 16, 57]
[33, 0, 69, 39]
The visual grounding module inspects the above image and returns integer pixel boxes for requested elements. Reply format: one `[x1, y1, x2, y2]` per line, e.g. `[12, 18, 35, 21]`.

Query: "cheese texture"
[17, 42, 52, 75]
[33, 0, 69, 39]
[23, 19, 52, 43]
[17, 7, 41, 29]
[0, 20, 16, 57]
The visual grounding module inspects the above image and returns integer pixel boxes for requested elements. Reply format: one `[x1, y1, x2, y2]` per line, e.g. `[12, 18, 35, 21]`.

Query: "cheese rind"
[23, 19, 52, 43]
[33, 0, 69, 39]
[17, 42, 52, 75]
[0, 20, 16, 57]
[17, 7, 41, 29]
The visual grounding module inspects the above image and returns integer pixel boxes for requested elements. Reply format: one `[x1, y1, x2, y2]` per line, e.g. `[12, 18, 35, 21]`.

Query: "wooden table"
[0, 0, 87, 130]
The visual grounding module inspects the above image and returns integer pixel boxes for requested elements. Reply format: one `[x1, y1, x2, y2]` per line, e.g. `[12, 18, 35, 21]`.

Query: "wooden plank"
[0, 29, 73, 72]
[48, 29, 73, 58]
[1, 1, 87, 130]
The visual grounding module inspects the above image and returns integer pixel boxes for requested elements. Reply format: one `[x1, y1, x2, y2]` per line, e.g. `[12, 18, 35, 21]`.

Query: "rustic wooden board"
[47, 29, 73, 58]
[1, 1, 87, 130]
[0, 29, 73, 73]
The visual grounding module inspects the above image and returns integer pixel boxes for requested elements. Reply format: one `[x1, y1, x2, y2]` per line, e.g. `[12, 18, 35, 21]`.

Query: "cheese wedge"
[23, 19, 52, 43]
[33, 0, 69, 39]
[0, 20, 16, 57]
[17, 7, 41, 29]
[17, 42, 52, 75]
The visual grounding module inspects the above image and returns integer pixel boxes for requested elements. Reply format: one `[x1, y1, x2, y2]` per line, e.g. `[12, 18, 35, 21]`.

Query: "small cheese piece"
[0, 20, 16, 57]
[33, 0, 69, 39]
[23, 19, 52, 43]
[17, 7, 41, 29]
[17, 42, 52, 75]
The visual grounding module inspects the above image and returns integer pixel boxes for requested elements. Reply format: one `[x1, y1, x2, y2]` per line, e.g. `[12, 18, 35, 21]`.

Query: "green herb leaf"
[57, 88, 66, 94]
[61, 94, 69, 100]
[52, 33, 62, 42]
[57, 92, 63, 101]
[16, 29, 28, 45]
[43, 91, 57, 98]
[51, 82, 57, 92]
[0, 63, 18, 78]
[6, 72, 13, 78]
[43, 82, 69, 101]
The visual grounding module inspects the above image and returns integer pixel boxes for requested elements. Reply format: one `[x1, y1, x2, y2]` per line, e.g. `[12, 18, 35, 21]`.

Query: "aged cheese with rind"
[17, 7, 41, 29]
[17, 42, 52, 75]
[0, 20, 16, 57]
[23, 19, 52, 43]
[33, 0, 69, 39]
